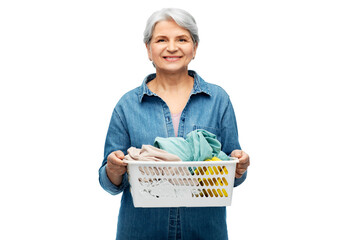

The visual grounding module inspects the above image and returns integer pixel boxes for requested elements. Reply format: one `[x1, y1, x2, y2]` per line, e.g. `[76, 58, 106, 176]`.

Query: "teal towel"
[153, 129, 230, 161]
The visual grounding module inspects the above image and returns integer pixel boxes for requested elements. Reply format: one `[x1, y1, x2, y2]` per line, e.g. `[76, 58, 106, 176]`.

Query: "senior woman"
[99, 8, 250, 240]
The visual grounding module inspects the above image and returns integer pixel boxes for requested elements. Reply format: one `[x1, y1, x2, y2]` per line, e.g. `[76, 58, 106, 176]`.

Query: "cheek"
[150, 47, 162, 58]
[186, 46, 196, 56]
[186, 49, 195, 59]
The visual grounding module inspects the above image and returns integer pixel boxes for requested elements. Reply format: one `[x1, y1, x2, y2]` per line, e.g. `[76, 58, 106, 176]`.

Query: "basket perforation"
[125, 159, 238, 207]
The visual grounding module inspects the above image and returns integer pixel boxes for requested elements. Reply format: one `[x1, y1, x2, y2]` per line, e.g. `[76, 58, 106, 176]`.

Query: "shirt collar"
[138, 70, 211, 102]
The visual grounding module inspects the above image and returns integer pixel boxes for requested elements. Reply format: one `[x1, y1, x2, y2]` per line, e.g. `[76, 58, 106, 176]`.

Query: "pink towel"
[124, 145, 182, 162]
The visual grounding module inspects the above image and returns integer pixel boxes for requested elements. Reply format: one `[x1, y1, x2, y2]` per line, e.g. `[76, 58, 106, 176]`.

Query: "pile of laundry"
[124, 129, 230, 162]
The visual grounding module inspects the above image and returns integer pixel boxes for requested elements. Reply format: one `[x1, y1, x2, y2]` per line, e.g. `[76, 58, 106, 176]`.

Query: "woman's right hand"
[106, 150, 128, 186]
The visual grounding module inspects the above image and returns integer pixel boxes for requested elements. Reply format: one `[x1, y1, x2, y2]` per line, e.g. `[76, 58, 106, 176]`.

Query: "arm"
[220, 97, 250, 187]
[99, 107, 131, 195]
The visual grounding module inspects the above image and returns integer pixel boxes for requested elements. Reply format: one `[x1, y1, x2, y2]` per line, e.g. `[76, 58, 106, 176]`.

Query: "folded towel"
[124, 145, 182, 162]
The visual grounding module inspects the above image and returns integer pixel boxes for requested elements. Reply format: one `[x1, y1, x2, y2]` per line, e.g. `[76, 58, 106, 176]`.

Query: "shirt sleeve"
[234, 170, 247, 187]
[98, 107, 130, 195]
[220, 97, 248, 188]
[99, 166, 129, 195]
[220, 97, 241, 154]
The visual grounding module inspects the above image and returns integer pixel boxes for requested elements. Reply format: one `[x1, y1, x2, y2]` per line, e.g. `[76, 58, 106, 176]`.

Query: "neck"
[151, 69, 193, 93]
[147, 68, 194, 115]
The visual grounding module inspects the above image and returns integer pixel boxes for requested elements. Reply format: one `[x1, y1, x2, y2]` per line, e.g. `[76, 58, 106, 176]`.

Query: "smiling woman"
[99, 8, 250, 240]
[145, 19, 197, 114]
[146, 20, 197, 74]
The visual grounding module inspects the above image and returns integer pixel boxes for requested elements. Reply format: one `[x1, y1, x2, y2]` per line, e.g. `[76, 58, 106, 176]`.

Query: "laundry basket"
[124, 158, 239, 208]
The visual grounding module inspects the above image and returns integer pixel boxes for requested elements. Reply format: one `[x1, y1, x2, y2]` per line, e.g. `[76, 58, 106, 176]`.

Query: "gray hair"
[143, 8, 199, 45]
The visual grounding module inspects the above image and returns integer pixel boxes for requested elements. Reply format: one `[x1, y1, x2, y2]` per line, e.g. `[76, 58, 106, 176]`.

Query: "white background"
[1, 0, 359, 239]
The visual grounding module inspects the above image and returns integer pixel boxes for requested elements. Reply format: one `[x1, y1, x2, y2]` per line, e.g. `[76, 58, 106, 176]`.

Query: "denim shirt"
[99, 70, 247, 240]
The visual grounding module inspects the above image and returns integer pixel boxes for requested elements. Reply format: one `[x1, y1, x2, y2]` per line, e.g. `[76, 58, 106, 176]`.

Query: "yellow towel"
[205, 156, 221, 162]
[195, 157, 229, 197]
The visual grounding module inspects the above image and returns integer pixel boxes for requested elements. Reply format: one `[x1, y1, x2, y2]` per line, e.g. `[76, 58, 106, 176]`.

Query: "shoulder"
[194, 71, 230, 102]
[120, 87, 141, 102]
[113, 73, 153, 107]
[114, 87, 141, 112]
[207, 82, 230, 100]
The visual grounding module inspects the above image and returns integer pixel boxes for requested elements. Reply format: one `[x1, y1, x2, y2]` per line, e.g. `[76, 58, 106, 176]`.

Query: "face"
[146, 20, 197, 74]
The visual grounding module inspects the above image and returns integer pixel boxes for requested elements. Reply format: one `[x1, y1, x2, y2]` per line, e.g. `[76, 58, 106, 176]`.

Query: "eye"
[156, 39, 165, 43]
[179, 39, 187, 42]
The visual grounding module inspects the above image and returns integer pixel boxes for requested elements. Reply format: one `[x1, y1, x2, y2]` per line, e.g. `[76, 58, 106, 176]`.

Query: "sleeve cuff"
[234, 170, 247, 187]
[99, 164, 129, 195]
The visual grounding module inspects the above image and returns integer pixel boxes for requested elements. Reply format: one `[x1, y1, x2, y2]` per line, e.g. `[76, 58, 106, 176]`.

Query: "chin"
[157, 65, 188, 74]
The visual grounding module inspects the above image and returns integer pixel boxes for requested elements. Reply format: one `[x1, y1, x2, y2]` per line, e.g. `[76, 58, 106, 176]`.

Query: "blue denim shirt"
[99, 70, 247, 240]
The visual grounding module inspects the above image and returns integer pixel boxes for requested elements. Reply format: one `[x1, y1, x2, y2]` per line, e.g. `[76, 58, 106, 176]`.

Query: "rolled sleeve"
[234, 170, 247, 187]
[99, 165, 129, 195]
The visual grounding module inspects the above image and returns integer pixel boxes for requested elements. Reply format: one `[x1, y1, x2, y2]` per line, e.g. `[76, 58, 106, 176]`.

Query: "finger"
[238, 156, 250, 165]
[108, 154, 127, 166]
[231, 150, 243, 158]
[115, 159, 128, 166]
[238, 157, 250, 164]
[235, 172, 244, 178]
[237, 160, 250, 167]
[112, 159, 128, 166]
[237, 165, 249, 172]
[236, 167, 247, 173]
[236, 168, 247, 175]
[114, 150, 125, 159]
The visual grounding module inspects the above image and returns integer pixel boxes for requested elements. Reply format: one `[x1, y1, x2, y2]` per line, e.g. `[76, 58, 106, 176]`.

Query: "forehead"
[152, 20, 191, 37]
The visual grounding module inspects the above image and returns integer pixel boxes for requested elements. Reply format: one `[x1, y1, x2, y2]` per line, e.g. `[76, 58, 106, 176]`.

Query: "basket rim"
[123, 158, 239, 166]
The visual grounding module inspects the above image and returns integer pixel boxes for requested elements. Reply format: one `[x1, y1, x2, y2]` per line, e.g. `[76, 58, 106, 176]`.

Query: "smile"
[163, 56, 182, 62]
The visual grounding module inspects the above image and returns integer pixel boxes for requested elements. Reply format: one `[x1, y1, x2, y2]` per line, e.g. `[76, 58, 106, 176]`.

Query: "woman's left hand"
[231, 150, 250, 178]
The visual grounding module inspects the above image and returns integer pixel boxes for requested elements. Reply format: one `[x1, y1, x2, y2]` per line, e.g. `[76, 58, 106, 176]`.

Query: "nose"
[167, 40, 178, 52]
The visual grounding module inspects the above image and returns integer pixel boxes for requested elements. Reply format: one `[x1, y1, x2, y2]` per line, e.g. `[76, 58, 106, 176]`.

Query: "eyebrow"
[153, 34, 191, 39]
[176, 35, 191, 39]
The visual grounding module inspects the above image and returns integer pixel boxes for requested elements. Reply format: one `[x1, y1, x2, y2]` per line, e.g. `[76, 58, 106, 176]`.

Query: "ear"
[192, 42, 198, 59]
[146, 43, 152, 61]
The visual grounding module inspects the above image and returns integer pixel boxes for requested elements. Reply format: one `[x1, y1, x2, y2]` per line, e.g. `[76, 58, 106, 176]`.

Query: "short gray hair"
[143, 8, 199, 45]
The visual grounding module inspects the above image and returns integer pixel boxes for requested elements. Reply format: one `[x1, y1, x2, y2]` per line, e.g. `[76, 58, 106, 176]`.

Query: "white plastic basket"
[124, 158, 239, 208]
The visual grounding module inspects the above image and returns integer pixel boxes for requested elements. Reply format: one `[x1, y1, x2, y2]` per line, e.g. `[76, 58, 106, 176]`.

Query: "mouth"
[163, 56, 182, 62]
